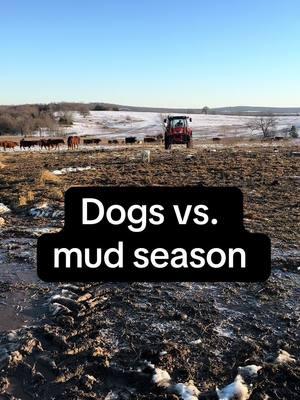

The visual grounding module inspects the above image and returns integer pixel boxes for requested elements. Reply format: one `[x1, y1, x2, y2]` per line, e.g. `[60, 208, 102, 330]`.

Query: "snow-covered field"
[65, 111, 300, 139]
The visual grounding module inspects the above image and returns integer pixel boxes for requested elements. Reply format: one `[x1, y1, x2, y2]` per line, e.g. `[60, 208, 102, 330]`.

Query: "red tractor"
[164, 115, 193, 149]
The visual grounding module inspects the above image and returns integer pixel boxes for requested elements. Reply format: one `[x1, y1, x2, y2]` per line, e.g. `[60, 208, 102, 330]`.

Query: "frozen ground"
[0, 144, 299, 399]
[64, 111, 300, 139]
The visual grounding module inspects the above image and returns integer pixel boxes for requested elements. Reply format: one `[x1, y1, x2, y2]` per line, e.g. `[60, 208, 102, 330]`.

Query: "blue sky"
[1, 0, 299, 107]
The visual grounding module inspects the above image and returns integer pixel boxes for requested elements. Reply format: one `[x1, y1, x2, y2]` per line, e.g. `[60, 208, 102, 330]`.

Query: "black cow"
[125, 136, 137, 144]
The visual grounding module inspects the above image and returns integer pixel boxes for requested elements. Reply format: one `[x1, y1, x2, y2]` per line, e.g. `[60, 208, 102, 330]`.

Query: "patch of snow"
[214, 325, 235, 338]
[49, 302, 72, 316]
[104, 392, 119, 400]
[216, 374, 249, 400]
[7, 331, 18, 342]
[152, 368, 171, 388]
[52, 166, 95, 175]
[150, 363, 200, 400]
[0, 203, 11, 214]
[61, 284, 82, 293]
[61, 289, 78, 299]
[29, 203, 64, 219]
[190, 338, 202, 345]
[31, 227, 60, 236]
[238, 365, 262, 377]
[62, 111, 300, 139]
[275, 349, 296, 364]
[159, 350, 168, 356]
[173, 382, 200, 400]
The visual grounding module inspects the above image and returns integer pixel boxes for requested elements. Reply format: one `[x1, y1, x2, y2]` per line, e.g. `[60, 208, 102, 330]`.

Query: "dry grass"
[18, 195, 27, 206]
[39, 170, 61, 185]
[18, 191, 35, 206]
[0, 155, 6, 169]
[27, 191, 35, 201]
[48, 188, 64, 201]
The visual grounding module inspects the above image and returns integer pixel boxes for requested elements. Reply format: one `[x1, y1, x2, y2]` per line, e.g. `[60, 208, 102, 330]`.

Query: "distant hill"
[1, 102, 300, 116]
[91, 103, 300, 115]
[211, 106, 300, 115]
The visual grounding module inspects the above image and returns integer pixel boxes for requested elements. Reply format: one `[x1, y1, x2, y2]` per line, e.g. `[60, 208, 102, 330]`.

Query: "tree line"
[0, 103, 120, 136]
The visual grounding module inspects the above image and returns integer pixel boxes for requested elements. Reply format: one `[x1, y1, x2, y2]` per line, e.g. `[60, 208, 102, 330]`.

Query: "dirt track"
[0, 142, 299, 399]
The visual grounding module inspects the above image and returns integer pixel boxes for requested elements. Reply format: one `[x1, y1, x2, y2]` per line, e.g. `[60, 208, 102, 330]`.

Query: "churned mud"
[0, 141, 299, 399]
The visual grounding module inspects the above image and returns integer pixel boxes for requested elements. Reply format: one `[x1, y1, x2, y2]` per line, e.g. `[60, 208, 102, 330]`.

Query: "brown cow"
[67, 135, 80, 150]
[0, 141, 18, 150]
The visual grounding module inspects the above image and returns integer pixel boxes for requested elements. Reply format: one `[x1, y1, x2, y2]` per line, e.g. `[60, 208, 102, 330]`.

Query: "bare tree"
[247, 116, 277, 138]
[78, 105, 90, 118]
[201, 106, 209, 114]
[33, 115, 57, 136]
[58, 111, 74, 126]
[289, 125, 298, 138]
[0, 104, 57, 136]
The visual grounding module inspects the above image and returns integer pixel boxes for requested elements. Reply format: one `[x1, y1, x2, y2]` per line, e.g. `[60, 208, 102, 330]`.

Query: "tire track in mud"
[0, 279, 299, 399]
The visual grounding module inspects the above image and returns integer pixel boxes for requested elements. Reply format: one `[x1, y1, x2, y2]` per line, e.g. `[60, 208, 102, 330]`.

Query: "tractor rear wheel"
[165, 136, 172, 150]
[187, 137, 193, 148]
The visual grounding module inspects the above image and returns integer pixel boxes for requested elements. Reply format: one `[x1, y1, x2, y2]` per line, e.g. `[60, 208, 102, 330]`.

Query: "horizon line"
[1, 101, 300, 109]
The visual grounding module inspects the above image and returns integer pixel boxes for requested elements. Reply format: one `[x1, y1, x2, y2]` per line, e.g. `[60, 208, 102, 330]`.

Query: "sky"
[1, 0, 299, 107]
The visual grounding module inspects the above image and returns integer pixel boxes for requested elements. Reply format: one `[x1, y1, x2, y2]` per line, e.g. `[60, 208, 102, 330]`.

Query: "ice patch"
[0, 203, 11, 214]
[29, 203, 64, 219]
[52, 166, 95, 175]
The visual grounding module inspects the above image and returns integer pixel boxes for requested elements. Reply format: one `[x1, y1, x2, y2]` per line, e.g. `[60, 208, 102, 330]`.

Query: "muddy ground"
[0, 141, 299, 399]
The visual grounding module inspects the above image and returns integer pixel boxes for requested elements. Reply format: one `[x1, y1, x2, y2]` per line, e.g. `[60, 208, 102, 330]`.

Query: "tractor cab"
[164, 115, 193, 149]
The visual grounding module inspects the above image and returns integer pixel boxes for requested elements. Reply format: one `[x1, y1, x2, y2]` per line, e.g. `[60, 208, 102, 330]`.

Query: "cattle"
[48, 138, 64, 149]
[20, 138, 40, 149]
[144, 136, 157, 143]
[125, 136, 137, 144]
[67, 135, 80, 150]
[212, 137, 221, 142]
[0, 141, 18, 150]
[83, 138, 101, 145]
[40, 138, 64, 150]
[40, 139, 50, 150]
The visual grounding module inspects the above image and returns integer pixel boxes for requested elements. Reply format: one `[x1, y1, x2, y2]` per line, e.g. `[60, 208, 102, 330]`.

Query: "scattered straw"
[27, 191, 35, 201]
[39, 170, 61, 185]
[19, 196, 27, 206]
[48, 188, 64, 200]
